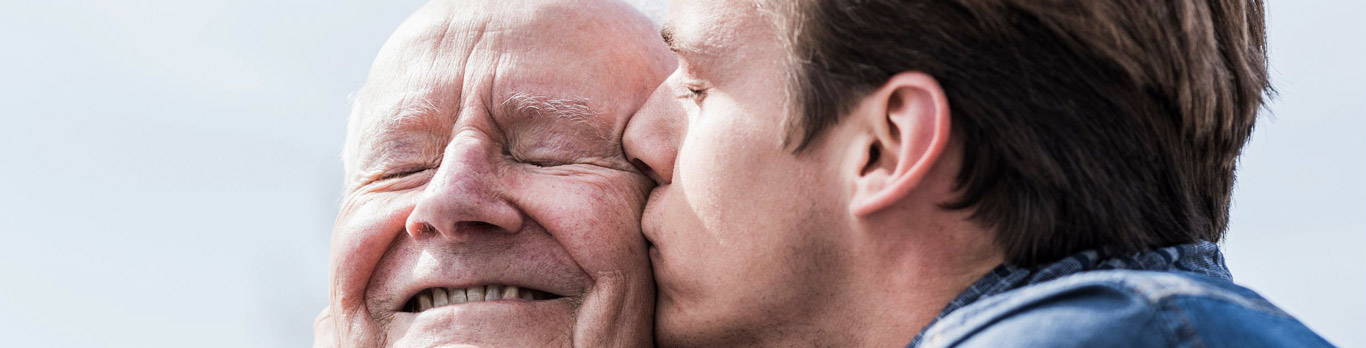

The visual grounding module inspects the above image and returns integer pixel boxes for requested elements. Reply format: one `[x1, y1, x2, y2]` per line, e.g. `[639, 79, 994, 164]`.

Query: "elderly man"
[318, 0, 671, 346]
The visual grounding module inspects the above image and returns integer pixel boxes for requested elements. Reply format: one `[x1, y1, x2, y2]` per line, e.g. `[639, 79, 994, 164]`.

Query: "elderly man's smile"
[401, 285, 560, 312]
[390, 283, 574, 343]
[386, 261, 573, 317]
[368, 234, 584, 325]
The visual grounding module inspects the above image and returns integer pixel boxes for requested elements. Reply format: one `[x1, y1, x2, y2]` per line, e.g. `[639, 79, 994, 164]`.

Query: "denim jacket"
[909, 242, 1334, 347]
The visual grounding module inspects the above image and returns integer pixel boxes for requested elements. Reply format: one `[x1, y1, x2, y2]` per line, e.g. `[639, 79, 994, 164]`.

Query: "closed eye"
[682, 86, 708, 103]
[521, 159, 563, 167]
[377, 167, 433, 181]
[504, 149, 565, 168]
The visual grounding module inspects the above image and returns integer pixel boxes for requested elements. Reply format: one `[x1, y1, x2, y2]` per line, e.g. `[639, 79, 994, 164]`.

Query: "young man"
[623, 0, 1333, 347]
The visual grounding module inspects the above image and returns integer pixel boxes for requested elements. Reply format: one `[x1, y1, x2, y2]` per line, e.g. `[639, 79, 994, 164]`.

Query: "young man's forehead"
[660, 0, 775, 67]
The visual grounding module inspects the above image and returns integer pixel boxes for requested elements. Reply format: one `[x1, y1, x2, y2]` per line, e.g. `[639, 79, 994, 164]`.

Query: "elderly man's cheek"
[330, 195, 412, 348]
[579, 171, 652, 209]
[333, 197, 406, 276]
[579, 177, 649, 231]
[526, 175, 648, 256]
[542, 176, 653, 348]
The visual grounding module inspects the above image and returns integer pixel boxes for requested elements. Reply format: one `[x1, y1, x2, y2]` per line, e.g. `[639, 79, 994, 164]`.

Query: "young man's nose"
[623, 82, 686, 186]
[405, 136, 523, 242]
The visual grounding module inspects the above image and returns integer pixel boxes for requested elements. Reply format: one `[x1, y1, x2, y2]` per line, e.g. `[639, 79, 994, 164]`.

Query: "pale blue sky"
[0, 1, 1361, 347]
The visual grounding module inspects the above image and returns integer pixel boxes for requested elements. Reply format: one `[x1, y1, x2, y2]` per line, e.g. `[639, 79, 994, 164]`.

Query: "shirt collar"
[908, 241, 1230, 346]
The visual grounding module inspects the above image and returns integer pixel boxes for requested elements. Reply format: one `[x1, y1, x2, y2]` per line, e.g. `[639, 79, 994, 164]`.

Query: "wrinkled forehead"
[344, 0, 661, 172]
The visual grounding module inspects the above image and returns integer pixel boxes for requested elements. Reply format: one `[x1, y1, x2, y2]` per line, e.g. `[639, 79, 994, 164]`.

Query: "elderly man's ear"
[845, 72, 952, 217]
[313, 305, 336, 348]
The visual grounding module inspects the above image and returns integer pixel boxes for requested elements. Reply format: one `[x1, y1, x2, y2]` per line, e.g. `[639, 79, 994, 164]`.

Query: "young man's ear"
[847, 71, 951, 217]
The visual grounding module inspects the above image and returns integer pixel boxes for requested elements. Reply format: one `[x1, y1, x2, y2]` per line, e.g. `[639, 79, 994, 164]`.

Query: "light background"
[0, 0, 1359, 347]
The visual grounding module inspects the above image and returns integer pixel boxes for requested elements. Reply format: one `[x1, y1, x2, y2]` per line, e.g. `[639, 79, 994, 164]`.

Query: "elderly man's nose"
[405, 139, 522, 241]
[623, 83, 685, 185]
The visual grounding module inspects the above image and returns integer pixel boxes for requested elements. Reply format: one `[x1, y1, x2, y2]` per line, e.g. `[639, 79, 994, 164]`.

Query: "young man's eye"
[682, 86, 708, 104]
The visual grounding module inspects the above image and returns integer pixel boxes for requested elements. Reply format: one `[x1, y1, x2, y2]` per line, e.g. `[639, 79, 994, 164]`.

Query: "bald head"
[342, 0, 670, 180]
[326, 0, 673, 346]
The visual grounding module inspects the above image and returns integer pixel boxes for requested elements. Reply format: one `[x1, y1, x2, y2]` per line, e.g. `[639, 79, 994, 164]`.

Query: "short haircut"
[764, 0, 1270, 266]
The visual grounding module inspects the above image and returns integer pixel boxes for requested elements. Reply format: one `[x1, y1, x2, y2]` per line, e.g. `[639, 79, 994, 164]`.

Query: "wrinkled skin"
[324, 0, 673, 346]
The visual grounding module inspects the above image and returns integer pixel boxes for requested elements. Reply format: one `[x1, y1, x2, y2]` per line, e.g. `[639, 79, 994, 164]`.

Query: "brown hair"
[766, 0, 1270, 266]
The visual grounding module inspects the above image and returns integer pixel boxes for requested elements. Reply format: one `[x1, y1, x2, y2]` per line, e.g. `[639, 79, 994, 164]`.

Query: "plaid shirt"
[907, 241, 1232, 347]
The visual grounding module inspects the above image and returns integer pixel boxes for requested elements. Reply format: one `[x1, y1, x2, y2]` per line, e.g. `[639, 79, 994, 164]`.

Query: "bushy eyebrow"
[499, 92, 609, 141]
[501, 92, 591, 123]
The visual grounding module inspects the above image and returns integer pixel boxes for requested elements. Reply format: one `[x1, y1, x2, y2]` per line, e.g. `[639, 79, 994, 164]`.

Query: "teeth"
[467, 285, 485, 302]
[418, 290, 433, 312]
[486, 285, 503, 301]
[449, 287, 467, 304]
[410, 285, 549, 312]
[432, 287, 449, 307]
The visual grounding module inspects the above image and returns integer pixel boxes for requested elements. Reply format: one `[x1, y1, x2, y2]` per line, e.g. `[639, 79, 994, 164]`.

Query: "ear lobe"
[849, 72, 951, 217]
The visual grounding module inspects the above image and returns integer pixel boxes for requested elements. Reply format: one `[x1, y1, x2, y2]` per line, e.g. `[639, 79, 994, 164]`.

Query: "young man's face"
[624, 0, 856, 345]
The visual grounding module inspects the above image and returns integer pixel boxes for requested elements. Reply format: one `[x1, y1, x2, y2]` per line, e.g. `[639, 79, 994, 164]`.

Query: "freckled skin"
[324, 0, 674, 347]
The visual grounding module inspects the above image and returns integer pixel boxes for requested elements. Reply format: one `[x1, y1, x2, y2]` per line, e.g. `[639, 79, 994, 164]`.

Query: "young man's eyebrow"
[660, 22, 731, 74]
[661, 24, 679, 53]
[660, 23, 705, 56]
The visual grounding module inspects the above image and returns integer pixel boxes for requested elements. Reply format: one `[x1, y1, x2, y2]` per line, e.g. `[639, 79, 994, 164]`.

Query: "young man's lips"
[645, 238, 662, 259]
[640, 221, 663, 249]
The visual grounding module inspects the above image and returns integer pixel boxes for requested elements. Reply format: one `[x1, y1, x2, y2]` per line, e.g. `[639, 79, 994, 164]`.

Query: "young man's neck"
[840, 206, 1002, 347]
[719, 224, 1001, 348]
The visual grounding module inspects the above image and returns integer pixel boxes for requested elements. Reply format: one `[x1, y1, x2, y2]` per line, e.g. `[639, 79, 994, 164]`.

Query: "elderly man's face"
[328, 0, 672, 346]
